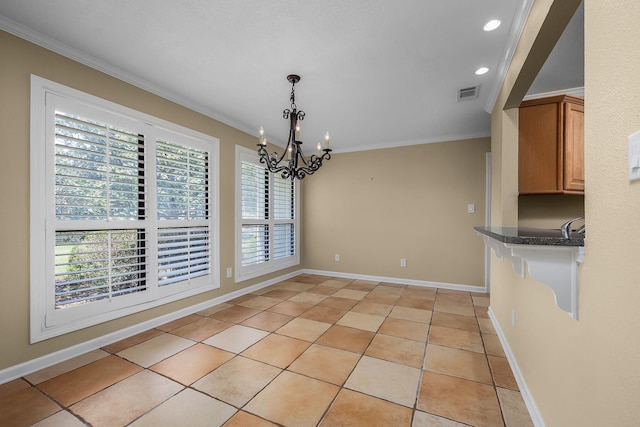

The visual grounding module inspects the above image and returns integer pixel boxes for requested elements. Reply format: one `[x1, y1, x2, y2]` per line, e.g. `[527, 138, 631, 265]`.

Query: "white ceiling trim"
[484, 0, 535, 113]
[523, 86, 584, 101]
[333, 131, 491, 154]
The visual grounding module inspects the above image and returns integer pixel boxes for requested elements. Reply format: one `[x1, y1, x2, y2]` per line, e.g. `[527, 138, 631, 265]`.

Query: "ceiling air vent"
[457, 85, 479, 102]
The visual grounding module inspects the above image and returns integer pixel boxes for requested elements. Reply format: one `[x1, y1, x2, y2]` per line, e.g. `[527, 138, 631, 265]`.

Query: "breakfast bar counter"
[474, 226, 584, 319]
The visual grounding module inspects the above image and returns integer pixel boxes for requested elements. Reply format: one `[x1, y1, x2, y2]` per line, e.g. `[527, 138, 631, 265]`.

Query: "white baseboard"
[0, 270, 300, 385]
[303, 268, 487, 293]
[488, 307, 546, 427]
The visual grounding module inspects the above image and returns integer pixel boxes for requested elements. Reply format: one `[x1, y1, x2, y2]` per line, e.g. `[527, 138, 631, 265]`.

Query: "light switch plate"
[629, 131, 640, 182]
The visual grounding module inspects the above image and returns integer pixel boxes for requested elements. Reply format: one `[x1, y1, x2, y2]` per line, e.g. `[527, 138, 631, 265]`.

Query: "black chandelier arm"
[257, 144, 287, 171]
[259, 156, 293, 178]
[296, 148, 331, 168]
[283, 109, 306, 122]
[292, 150, 332, 179]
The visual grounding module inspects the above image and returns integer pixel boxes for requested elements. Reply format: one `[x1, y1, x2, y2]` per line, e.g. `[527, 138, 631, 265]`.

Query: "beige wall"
[490, 0, 640, 425]
[302, 139, 489, 287]
[491, 107, 519, 227]
[0, 30, 300, 370]
[518, 195, 584, 228]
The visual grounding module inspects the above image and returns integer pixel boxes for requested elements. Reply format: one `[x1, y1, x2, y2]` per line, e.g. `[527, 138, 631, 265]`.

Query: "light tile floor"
[0, 274, 533, 427]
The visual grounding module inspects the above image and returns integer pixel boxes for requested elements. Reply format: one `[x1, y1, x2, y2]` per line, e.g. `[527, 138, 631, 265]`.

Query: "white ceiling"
[0, 0, 583, 153]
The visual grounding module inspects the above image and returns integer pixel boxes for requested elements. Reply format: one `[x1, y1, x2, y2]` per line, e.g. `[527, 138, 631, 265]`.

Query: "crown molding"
[332, 131, 491, 154]
[484, 0, 535, 113]
[523, 86, 584, 101]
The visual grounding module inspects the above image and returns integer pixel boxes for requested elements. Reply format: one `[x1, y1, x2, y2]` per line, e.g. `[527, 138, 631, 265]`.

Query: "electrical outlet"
[511, 308, 516, 327]
[226, 267, 232, 278]
[400, 258, 407, 267]
[467, 204, 475, 213]
[335, 253, 340, 262]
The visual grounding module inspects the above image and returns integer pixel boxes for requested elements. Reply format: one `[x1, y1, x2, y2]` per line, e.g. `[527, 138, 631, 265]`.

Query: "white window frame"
[235, 145, 300, 282]
[30, 75, 220, 342]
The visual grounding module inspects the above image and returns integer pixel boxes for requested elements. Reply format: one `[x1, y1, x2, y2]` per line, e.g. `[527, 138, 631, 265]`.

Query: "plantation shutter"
[235, 146, 298, 281]
[54, 111, 145, 221]
[53, 110, 147, 308]
[240, 161, 269, 266]
[156, 139, 211, 286]
[273, 174, 295, 259]
[54, 230, 147, 308]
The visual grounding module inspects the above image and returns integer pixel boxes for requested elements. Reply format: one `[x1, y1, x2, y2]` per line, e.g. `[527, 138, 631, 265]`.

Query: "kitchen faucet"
[560, 217, 585, 239]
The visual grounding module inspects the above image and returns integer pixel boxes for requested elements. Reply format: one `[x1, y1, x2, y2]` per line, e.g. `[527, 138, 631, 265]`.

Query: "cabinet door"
[518, 102, 562, 194]
[563, 102, 585, 191]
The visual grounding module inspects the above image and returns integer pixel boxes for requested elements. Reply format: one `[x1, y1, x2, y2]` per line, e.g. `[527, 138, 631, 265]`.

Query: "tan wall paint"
[518, 195, 585, 228]
[489, 0, 640, 425]
[302, 139, 489, 287]
[490, 107, 519, 227]
[0, 31, 300, 370]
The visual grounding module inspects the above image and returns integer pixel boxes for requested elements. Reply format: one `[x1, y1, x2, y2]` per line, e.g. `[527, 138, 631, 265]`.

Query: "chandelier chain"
[290, 83, 297, 110]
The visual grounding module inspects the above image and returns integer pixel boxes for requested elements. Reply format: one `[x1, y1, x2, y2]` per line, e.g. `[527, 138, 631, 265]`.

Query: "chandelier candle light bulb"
[259, 126, 266, 146]
[256, 74, 332, 180]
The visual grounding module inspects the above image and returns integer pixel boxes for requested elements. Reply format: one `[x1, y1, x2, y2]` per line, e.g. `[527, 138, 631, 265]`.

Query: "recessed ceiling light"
[475, 67, 489, 75]
[483, 19, 501, 31]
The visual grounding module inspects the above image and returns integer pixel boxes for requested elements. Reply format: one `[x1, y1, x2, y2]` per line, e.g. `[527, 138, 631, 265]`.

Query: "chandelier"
[257, 74, 332, 180]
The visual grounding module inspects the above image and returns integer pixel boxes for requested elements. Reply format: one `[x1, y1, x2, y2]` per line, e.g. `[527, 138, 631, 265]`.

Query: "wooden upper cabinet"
[518, 95, 584, 195]
[563, 100, 585, 191]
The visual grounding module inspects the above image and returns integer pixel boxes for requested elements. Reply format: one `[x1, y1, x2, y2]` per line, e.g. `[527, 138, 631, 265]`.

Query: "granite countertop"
[474, 226, 585, 247]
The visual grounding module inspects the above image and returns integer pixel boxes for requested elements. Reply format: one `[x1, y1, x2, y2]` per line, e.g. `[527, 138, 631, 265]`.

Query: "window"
[30, 76, 219, 342]
[235, 146, 299, 281]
